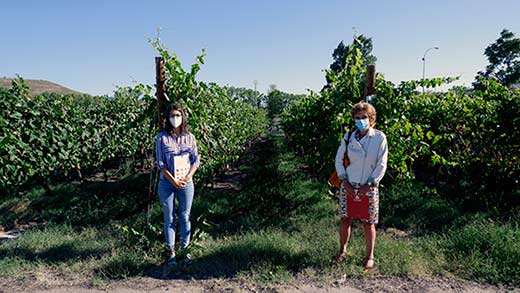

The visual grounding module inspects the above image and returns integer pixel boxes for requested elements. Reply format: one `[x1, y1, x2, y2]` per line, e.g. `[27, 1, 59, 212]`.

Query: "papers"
[173, 153, 191, 179]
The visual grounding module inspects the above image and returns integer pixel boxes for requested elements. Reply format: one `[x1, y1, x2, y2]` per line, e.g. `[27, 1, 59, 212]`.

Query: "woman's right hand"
[170, 177, 187, 189]
[161, 168, 187, 188]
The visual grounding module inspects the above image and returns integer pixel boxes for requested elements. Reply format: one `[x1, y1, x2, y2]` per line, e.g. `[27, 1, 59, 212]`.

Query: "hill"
[0, 78, 84, 96]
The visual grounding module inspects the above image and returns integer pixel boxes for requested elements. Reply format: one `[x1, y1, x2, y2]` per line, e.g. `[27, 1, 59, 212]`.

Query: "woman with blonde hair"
[334, 101, 388, 271]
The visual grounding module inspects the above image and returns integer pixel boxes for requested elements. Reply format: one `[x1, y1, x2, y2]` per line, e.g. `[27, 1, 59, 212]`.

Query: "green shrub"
[0, 41, 268, 196]
[380, 180, 459, 233]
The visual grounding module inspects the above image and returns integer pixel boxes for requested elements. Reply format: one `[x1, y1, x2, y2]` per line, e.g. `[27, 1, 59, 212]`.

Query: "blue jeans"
[157, 178, 194, 250]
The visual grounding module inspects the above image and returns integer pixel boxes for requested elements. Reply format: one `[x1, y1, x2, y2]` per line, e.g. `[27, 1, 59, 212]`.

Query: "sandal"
[363, 257, 375, 272]
[333, 251, 347, 263]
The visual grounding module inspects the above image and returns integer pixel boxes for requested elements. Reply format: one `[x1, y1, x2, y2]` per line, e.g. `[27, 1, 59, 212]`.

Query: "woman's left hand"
[179, 175, 192, 184]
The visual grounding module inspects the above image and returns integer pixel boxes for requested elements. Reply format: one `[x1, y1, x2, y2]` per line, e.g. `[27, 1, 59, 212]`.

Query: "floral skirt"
[339, 185, 379, 224]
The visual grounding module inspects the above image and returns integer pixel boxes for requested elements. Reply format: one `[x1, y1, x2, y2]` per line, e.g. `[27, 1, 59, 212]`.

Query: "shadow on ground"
[0, 242, 109, 263]
[0, 173, 151, 230]
[145, 241, 313, 281]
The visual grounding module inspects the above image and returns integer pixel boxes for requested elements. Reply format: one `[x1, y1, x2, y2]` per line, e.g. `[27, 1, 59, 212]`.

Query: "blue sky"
[1, 0, 519, 95]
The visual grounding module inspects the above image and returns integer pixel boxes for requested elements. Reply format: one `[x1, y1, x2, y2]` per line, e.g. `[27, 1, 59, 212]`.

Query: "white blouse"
[334, 127, 388, 185]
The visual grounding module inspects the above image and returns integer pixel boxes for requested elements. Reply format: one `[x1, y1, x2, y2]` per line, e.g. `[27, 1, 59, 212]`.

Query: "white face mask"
[169, 116, 182, 128]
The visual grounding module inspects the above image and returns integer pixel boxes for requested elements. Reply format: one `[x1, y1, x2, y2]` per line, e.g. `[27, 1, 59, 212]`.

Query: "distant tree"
[325, 34, 377, 88]
[474, 29, 520, 88]
[225, 86, 265, 107]
[266, 84, 285, 118]
[266, 84, 302, 118]
[329, 34, 377, 74]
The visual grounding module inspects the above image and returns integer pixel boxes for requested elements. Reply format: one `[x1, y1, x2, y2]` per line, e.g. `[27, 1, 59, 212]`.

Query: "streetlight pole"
[422, 46, 439, 94]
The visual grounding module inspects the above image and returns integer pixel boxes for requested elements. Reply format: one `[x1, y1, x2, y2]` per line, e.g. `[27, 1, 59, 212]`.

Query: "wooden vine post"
[148, 56, 168, 224]
[155, 57, 167, 129]
[364, 64, 376, 102]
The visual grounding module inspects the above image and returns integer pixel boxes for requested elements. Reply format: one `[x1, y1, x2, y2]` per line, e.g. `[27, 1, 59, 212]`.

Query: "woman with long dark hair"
[155, 103, 200, 265]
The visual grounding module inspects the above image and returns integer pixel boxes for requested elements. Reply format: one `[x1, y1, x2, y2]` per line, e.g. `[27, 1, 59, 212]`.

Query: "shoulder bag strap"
[343, 130, 354, 164]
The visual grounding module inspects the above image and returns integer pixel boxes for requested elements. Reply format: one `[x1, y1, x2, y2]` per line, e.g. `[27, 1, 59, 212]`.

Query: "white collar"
[356, 127, 375, 138]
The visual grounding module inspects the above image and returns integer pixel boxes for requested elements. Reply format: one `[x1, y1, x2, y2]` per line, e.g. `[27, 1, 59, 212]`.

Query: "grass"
[0, 173, 163, 285]
[442, 219, 520, 284]
[380, 180, 461, 234]
[0, 133, 519, 288]
[0, 225, 113, 283]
